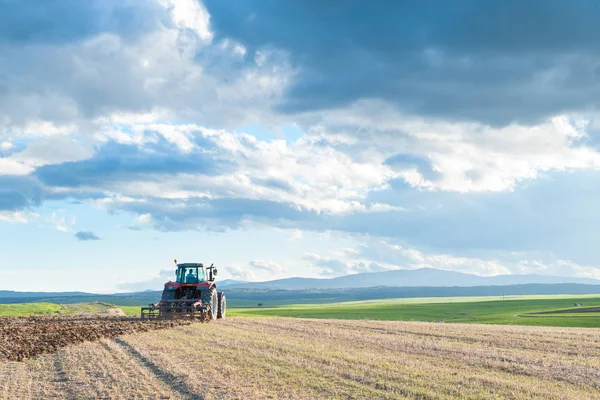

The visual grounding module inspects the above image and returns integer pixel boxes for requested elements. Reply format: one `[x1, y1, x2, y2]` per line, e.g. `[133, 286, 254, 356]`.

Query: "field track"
[2, 317, 600, 399]
[530, 307, 600, 315]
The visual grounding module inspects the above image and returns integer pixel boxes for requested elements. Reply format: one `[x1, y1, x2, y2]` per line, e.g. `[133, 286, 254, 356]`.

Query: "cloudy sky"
[2, 0, 600, 292]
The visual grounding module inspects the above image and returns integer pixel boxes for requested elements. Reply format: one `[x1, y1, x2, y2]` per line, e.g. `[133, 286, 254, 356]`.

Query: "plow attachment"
[141, 300, 210, 321]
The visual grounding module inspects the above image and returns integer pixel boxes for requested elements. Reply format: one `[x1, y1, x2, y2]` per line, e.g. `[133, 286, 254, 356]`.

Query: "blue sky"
[2, 0, 600, 292]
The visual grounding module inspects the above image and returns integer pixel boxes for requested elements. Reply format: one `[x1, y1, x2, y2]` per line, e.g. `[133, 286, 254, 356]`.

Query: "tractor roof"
[177, 263, 204, 267]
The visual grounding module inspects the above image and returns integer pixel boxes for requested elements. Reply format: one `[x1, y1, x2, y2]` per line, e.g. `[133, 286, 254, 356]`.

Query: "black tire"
[161, 289, 175, 301]
[217, 292, 226, 319]
[201, 288, 218, 320]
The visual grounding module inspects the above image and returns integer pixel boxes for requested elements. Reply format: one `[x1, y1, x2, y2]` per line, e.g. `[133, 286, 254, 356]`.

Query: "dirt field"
[0, 315, 195, 361]
[2, 317, 600, 399]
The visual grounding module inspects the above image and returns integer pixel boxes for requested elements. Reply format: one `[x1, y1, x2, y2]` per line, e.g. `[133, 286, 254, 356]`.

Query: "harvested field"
[0, 315, 196, 362]
[2, 317, 600, 399]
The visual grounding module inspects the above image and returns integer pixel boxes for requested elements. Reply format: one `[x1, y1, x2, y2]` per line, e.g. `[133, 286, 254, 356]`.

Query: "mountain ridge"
[222, 267, 600, 290]
[2, 268, 599, 296]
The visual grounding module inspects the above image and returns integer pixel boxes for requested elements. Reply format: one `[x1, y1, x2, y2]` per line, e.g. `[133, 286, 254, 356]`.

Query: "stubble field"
[2, 317, 600, 399]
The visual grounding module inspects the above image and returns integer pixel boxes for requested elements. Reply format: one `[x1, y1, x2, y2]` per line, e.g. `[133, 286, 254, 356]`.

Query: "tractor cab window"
[176, 266, 205, 283]
[185, 268, 198, 283]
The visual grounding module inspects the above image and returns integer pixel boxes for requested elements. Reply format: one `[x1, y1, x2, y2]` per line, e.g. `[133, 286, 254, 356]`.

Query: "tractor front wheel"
[217, 292, 226, 319]
[161, 289, 175, 301]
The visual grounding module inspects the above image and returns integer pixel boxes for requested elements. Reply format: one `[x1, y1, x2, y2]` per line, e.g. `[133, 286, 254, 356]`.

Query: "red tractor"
[141, 260, 226, 320]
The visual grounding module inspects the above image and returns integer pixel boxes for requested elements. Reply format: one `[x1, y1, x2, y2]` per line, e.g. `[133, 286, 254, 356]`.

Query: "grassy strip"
[0, 302, 66, 317]
[0, 302, 123, 317]
[118, 306, 143, 316]
[228, 295, 600, 327]
[5, 295, 600, 327]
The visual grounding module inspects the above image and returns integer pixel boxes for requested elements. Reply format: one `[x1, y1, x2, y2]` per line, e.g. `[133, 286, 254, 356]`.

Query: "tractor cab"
[174, 262, 217, 284]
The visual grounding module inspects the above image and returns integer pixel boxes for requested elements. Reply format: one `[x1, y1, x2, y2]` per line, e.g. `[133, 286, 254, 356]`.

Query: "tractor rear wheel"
[217, 292, 226, 319]
[201, 288, 218, 320]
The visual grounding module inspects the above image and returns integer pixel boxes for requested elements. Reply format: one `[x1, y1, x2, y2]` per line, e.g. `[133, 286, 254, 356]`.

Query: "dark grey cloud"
[204, 0, 600, 126]
[0, 174, 109, 213]
[114, 197, 315, 232]
[0, 1, 283, 128]
[0, 176, 43, 211]
[35, 138, 231, 188]
[0, 0, 185, 125]
[74, 231, 101, 241]
[0, 0, 168, 45]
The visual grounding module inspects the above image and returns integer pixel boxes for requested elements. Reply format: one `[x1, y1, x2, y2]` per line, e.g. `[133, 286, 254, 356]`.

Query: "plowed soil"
[0, 315, 194, 362]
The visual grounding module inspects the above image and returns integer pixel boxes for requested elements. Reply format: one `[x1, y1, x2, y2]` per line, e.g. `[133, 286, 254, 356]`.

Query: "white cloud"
[3, 0, 600, 287]
[158, 0, 213, 41]
[512, 259, 600, 280]
[45, 211, 76, 233]
[288, 230, 303, 241]
[115, 268, 178, 292]
[0, 142, 14, 150]
[123, 212, 154, 231]
[297, 100, 600, 193]
[304, 234, 600, 281]
[53, 120, 403, 216]
[0, 158, 33, 176]
[303, 250, 390, 277]
[8, 135, 94, 169]
[10, 0, 599, 224]
[0, 211, 38, 224]
[556, 260, 600, 280]
[137, 213, 153, 223]
[226, 264, 256, 281]
[249, 260, 285, 275]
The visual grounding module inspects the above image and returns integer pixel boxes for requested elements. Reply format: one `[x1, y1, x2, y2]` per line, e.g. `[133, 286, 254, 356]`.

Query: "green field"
[228, 294, 600, 327]
[3, 295, 600, 327]
[0, 302, 121, 317]
[118, 305, 144, 316]
[0, 302, 65, 317]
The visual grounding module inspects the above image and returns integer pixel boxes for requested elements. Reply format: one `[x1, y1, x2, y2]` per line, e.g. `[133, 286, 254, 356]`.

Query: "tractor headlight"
[164, 285, 176, 290]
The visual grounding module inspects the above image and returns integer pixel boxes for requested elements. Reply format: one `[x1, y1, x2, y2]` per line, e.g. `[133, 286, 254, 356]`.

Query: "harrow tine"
[140, 304, 209, 321]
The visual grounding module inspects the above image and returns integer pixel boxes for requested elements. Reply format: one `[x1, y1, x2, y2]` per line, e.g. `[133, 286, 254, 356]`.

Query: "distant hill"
[217, 279, 249, 287]
[2, 268, 600, 308]
[3, 284, 600, 308]
[223, 268, 600, 290]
